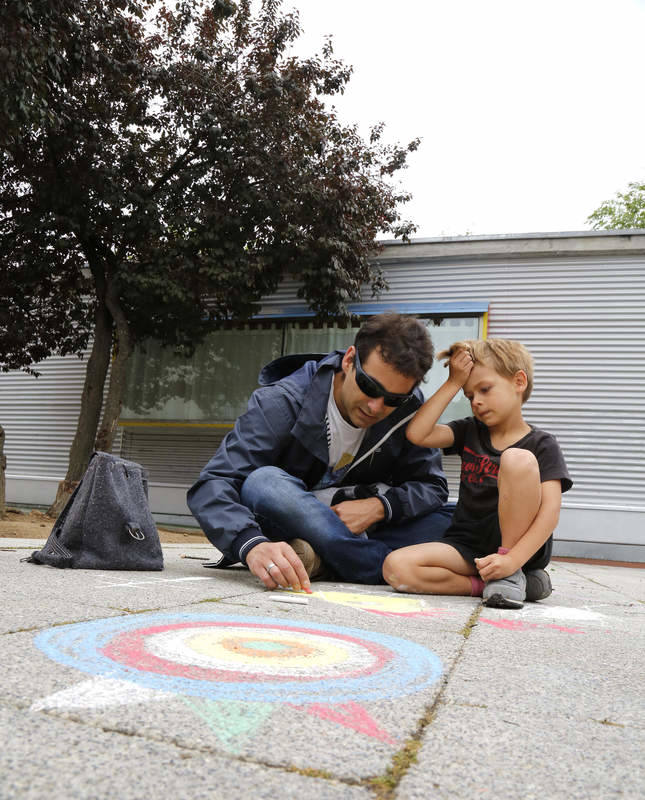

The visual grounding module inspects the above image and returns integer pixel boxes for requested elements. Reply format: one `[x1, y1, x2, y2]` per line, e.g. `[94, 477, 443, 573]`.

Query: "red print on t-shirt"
[461, 446, 499, 485]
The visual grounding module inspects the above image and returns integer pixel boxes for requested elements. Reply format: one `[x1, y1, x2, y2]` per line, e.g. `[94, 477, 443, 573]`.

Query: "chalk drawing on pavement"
[31, 676, 174, 711]
[315, 590, 456, 618]
[182, 697, 275, 752]
[32, 613, 443, 751]
[479, 617, 585, 634]
[478, 603, 608, 634]
[518, 605, 604, 622]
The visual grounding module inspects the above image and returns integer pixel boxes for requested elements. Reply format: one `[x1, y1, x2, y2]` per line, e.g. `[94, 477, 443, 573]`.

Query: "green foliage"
[0, 263, 92, 374]
[1, 0, 419, 374]
[587, 181, 645, 231]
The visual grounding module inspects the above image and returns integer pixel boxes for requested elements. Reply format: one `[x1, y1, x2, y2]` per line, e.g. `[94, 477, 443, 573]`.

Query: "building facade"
[2, 230, 644, 561]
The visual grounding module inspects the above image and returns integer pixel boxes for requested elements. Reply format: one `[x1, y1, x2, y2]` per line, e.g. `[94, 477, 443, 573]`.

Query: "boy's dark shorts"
[441, 510, 552, 572]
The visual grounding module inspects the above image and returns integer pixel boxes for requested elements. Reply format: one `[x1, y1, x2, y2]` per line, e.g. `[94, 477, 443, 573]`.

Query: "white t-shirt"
[326, 381, 366, 473]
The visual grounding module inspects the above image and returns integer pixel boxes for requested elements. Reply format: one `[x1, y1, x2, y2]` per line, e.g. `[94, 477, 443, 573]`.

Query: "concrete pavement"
[0, 538, 643, 799]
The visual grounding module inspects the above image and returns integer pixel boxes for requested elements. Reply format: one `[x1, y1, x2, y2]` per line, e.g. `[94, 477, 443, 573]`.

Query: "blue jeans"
[240, 466, 455, 585]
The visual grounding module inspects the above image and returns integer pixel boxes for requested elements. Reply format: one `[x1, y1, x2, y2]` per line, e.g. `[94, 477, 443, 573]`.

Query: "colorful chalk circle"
[34, 613, 443, 704]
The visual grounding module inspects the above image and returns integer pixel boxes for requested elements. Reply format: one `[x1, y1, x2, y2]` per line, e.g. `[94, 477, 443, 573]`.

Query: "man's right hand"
[245, 540, 312, 593]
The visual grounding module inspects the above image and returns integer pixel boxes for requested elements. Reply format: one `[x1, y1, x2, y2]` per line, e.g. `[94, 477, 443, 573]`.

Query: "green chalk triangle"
[183, 698, 274, 753]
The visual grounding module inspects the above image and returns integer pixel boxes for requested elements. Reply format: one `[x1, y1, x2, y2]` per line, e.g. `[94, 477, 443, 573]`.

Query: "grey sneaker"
[483, 568, 526, 609]
[288, 538, 325, 580]
[525, 568, 552, 602]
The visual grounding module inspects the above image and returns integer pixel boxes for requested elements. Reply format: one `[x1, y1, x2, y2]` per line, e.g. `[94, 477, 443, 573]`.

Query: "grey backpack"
[26, 452, 163, 570]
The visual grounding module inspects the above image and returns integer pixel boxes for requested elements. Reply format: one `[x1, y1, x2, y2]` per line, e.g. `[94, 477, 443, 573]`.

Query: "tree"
[0, 0, 97, 143]
[1, 0, 102, 515]
[1, 0, 420, 516]
[587, 181, 645, 230]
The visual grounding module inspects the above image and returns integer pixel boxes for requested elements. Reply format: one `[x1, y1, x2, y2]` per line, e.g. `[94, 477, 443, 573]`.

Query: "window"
[420, 316, 486, 422]
[121, 311, 487, 426]
[121, 326, 283, 423]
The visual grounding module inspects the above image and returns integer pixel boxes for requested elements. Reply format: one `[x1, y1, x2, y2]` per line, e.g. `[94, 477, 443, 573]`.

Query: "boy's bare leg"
[497, 447, 541, 548]
[383, 542, 475, 595]
[476, 448, 542, 608]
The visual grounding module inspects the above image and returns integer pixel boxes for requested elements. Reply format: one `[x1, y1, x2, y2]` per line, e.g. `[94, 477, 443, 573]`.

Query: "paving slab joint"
[367, 709, 435, 799]
[3, 625, 43, 635]
[197, 590, 268, 604]
[366, 604, 484, 799]
[460, 604, 482, 639]
[555, 563, 641, 597]
[591, 718, 626, 729]
[284, 766, 339, 781]
[33, 708, 365, 788]
[3, 616, 97, 636]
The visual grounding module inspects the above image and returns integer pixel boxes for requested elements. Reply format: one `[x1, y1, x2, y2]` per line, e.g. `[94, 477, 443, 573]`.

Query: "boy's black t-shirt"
[444, 417, 573, 518]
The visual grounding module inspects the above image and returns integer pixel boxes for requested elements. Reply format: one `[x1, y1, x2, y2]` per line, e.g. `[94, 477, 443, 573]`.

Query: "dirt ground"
[0, 508, 206, 544]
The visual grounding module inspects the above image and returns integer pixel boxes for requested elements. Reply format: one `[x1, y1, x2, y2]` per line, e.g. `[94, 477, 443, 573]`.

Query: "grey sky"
[290, 0, 645, 237]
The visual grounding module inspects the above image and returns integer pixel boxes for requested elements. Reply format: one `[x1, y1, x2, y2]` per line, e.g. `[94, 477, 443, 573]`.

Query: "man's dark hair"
[354, 312, 434, 382]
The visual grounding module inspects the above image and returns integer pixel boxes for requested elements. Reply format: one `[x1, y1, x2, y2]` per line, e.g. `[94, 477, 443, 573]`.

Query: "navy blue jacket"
[187, 351, 448, 565]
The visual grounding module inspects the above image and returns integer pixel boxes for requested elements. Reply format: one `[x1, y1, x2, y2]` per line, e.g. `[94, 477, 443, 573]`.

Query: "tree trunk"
[0, 425, 6, 519]
[47, 299, 113, 518]
[94, 284, 133, 453]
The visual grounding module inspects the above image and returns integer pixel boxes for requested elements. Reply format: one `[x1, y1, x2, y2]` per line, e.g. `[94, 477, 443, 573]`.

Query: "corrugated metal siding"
[402, 256, 645, 510]
[119, 426, 228, 485]
[0, 363, 226, 487]
[0, 351, 97, 478]
[260, 255, 645, 511]
[441, 456, 462, 500]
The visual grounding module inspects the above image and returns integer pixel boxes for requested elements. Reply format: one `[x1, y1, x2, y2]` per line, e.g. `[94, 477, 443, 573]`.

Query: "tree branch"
[143, 134, 202, 198]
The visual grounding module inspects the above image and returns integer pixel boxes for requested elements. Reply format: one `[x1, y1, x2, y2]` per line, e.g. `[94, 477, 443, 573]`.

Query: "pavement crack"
[591, 717, 626, 729]
[31, 709, 366, 786]
[460, 604, 482, 638]
[366, 604, 483, 799]
[2, 618, 93, 635]
[553, 563, 641, 598]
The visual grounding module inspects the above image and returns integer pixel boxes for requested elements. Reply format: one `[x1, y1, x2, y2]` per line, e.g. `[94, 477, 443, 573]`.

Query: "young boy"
[382, 339, 572, 608]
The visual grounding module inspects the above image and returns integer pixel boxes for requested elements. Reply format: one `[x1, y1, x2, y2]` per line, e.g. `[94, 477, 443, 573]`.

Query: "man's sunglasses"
[353, 348, 416, 408]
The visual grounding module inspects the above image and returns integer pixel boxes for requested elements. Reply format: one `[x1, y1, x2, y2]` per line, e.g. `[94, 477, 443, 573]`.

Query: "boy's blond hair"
[437, 339, 534, 403]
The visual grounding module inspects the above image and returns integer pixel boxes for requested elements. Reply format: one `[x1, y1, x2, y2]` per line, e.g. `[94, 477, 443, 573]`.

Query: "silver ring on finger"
[266, 562, 276, 575]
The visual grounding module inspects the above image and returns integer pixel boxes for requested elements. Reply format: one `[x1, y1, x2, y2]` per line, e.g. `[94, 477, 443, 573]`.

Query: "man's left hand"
[331, 497, 385, 535]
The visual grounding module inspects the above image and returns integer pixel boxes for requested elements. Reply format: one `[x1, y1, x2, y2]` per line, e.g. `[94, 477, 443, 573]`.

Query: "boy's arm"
[406, 348, 473, 449]
[475, 480, 562, 580]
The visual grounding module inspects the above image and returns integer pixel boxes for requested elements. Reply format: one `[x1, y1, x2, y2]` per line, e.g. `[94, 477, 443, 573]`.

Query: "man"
[187, 312, 453, 591]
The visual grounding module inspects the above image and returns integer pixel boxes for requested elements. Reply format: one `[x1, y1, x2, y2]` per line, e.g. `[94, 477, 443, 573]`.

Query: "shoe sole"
[483, 593, 524, 609]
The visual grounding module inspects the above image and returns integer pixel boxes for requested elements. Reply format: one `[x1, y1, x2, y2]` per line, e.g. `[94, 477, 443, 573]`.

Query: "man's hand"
[474, 552, 518, 582]
[245, 541, 311, 592]
[331, 497, 385, 535]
